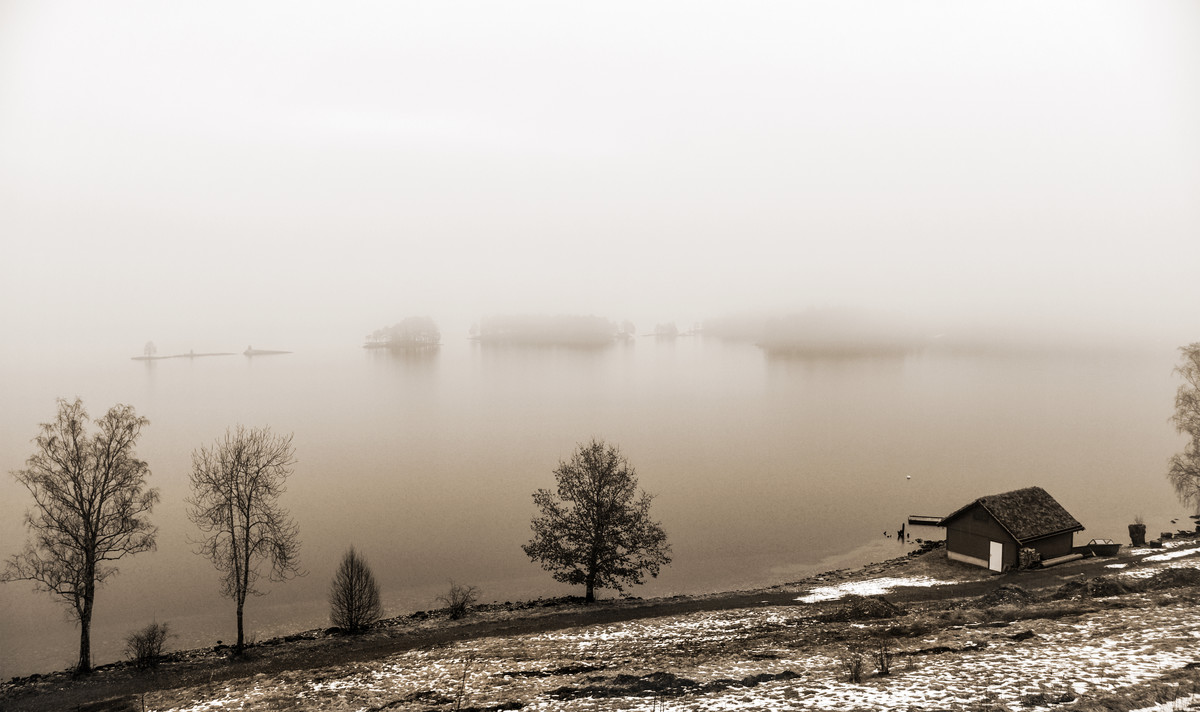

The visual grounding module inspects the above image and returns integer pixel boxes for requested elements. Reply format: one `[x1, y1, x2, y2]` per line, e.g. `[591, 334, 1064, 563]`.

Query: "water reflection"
[0, 338, 1189, 680]
[366, 344, 440, 368]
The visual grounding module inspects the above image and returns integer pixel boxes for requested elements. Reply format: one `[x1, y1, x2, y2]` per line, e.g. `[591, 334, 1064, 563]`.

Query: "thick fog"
[4, 3, 1200, 679]
[1, 1, 1198, 358]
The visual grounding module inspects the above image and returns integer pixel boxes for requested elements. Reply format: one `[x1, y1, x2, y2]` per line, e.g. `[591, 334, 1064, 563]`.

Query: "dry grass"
[12, 547, 1200, 712]
[1059, 666, 1200, 712]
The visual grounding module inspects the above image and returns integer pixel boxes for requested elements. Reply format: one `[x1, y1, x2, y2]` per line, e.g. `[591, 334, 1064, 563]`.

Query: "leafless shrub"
[453, 655, 474, 710]
[839, 642, 867, 683]
[125, 622, 174, 669]
[329, 546, 383, 633]
[437, 580, 480, 620]
[873, 637, 894, 676]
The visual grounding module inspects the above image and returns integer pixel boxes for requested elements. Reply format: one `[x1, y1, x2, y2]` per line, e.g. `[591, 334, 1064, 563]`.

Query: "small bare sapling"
[437, 580, 480, 620]
[125, 622, 174, 669]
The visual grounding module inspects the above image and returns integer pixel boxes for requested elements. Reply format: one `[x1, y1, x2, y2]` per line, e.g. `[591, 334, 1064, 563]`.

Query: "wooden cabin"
[938, 486, 1083, 572]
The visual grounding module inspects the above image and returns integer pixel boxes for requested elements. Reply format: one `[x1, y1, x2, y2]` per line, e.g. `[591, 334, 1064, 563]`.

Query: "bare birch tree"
[186, 426, 302, 654]
[329, 546, 382, 632]
[1169, 343, 1200, 509]
[523, 439, 671, 603]
[1, 398, 158, 674]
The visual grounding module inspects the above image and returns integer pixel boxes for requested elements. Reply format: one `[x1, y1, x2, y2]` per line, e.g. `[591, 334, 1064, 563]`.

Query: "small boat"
[907, 515, 944, 527]
[1087, 538, 1120, 557]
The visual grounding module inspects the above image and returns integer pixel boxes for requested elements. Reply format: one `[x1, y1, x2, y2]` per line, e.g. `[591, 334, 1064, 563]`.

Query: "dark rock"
[1052, 576, 1132, 600]
[1009, 630, 1037, 641]
[1021, 691, 1076, 705]
[76, 697, 140, 712]
[975, 583, 1036, 608]
[1139, 567, 1200, 591]
[822, 594, 905, 622]
[740, 671, 799, 686]
[500, 663, 601, 678]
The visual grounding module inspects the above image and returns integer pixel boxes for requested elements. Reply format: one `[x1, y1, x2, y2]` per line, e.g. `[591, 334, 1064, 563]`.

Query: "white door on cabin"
[989, 541, 1004, 572]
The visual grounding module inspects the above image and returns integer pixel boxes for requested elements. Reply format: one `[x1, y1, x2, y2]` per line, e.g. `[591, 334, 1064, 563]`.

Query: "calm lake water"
[0, 336, 1187, 678]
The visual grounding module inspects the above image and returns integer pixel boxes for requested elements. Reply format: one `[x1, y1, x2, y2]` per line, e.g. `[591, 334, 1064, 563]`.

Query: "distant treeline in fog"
[365, 310, 925, 355]
[470, 315, 636, 347]
[364, 316, 441, 349]
[704, 309, 924, 357]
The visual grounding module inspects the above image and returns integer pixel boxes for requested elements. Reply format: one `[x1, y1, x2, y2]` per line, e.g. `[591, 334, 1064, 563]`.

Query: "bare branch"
[2, 398, 157, 673]
[186, 425, 303, 654]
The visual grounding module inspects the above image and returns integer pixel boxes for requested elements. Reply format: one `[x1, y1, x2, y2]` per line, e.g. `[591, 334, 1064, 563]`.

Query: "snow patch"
[1119, 558, 1200, 579]
[1144, 546, 1200, 562]
[795, 576, 951, 603]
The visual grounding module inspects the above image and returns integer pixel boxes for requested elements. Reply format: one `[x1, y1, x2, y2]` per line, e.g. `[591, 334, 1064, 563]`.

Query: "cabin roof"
[939, 486, 1084, 543]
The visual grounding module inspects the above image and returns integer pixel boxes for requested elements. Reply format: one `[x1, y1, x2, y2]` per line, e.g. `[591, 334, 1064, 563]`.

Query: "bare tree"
[329, 546, 382, 633]
[436, 580, 480, 619]
[522, 439, 671, 603]
[1169, 343, 1200, 509]
[1, 398, 158, 674]
[186, 426, 302, 654]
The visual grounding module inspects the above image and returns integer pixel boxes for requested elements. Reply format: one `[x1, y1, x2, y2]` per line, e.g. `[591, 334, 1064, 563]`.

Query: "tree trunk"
[236, 598, 245, 654]
[77, 614, 92, 674]
[77, 563, 95, 674]
[585, 541, 599, 604]
[1129, 523, 1147, 547]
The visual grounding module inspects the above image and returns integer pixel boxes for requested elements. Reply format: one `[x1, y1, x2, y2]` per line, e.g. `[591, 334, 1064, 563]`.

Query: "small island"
[364, 316, 441, 350]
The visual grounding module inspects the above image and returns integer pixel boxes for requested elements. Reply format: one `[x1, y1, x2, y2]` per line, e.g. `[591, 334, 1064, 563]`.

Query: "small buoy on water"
[906, 475, 911, 480]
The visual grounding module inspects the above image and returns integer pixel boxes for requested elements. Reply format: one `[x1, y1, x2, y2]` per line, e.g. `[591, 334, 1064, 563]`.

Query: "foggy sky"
[1, 1, 1198, 356]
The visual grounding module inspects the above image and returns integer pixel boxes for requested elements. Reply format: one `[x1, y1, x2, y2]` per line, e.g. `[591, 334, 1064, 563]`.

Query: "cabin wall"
[1027, 532, 1075, 561]
[944, 505, 1018, 570]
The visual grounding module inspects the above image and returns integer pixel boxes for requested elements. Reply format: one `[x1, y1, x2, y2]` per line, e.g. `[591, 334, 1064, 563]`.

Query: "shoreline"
[0, 533, 937, 682]
[1, 542, 945, 690]
[8, 537, 1195, 712]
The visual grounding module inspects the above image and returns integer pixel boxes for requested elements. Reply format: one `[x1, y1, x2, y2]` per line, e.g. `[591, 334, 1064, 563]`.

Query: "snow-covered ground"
[134, 540, 1200, 712]
[794, 575, 952, 603]
[152, 582, 1200, 711]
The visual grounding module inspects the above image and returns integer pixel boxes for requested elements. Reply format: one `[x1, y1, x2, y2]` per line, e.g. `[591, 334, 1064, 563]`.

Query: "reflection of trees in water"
[471, 314, 620, 347]
[367, 342, 439, 370]
[761, 344, 917, 361]
[704, 308, 923, 359]
[763, 347, 910, 383]
[474, 340, 615, 354]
